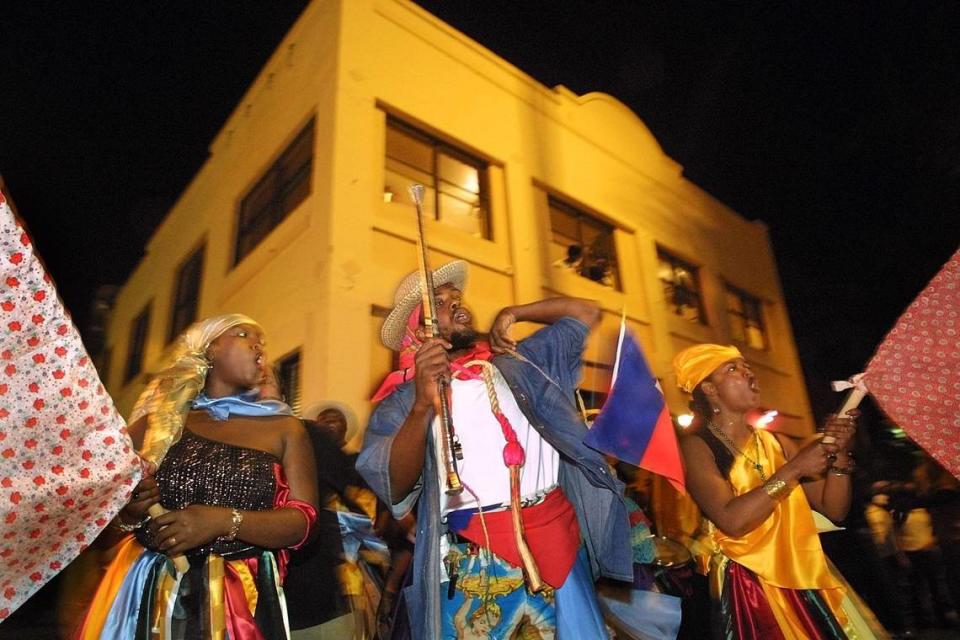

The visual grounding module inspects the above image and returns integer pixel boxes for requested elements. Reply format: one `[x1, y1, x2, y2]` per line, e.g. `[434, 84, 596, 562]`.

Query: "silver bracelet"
[222, 508, 243, 542]
[114, 515, 149, 532]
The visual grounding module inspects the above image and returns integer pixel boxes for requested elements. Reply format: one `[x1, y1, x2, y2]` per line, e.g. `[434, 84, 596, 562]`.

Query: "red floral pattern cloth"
[865, 248, 960, 477]
[0, 194, 141, 619]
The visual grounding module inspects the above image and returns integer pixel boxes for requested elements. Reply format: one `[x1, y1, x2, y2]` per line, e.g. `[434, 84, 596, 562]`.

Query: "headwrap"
[672, 343, 743, 393]
[130, 313, 262, 466]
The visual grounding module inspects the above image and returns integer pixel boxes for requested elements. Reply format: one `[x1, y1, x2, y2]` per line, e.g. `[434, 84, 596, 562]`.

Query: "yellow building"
[101, 0, 815, 442]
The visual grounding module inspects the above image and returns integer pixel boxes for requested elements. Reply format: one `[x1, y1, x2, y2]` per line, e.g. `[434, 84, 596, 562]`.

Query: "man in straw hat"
[357, 260, 631, 639]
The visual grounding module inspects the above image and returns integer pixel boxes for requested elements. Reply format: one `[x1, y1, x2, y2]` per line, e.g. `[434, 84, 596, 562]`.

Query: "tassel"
[509, 464, 543, 592]
[464, 358, 542, 591]
[501, 418, 525, 466]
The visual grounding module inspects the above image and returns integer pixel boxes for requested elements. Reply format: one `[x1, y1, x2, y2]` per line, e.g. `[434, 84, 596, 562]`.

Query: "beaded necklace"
[708, 422, 767, 482]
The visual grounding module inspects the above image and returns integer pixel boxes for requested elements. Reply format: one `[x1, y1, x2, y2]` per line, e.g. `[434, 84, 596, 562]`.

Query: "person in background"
[552, 243, 583, 274]
[286, 401, 389, 640]
[861, 489, 914, 636]
[259, 371, 355, 640]
[897, 463, 958, 629]
[375, 509, 416, 639]
[919, 459, 960, 624]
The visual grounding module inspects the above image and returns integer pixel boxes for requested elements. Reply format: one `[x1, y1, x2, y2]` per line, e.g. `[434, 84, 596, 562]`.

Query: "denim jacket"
[356, 318, 632, 639]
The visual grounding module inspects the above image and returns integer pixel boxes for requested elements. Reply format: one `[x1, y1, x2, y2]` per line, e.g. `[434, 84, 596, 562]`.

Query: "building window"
[276, 350, 302, 415]
[548, 197, 620, 289]
[726, 285, 767, 350]
[125, 303, 151, 383]
[383, 116, 490, 238]
[235, 119, 314, 264]
[657, 249, 706, 323]
[168, 244, 205, 342]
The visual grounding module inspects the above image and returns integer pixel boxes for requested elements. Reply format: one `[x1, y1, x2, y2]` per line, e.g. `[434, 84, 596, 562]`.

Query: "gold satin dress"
[697, 429, 883, 639]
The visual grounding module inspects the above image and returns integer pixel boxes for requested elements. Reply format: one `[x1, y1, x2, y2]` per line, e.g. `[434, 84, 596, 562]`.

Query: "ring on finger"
[169, 536, 177, 547]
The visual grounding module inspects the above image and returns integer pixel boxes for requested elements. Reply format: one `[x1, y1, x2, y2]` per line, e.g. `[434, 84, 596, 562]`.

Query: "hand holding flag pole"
[826, 249, 959, 477]
[822, 374, 868, 445]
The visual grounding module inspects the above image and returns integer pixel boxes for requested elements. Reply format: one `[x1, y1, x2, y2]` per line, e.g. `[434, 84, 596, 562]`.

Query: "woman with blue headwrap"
[78, 314, 319, 639]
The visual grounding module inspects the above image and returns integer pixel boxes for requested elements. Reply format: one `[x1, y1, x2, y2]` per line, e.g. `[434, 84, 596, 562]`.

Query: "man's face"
[316, 408, 348, 445]
[257, 366, 283, 402]
[430, 283, 476, 350]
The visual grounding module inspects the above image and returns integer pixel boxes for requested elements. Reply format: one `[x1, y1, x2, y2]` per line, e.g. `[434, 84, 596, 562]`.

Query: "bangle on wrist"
[829, 464, 855, 476]
[221, 508, 243, 542]
[829, 452, 856, 475]
[113, 514, 149, 532]
[763, 478, 794, 501]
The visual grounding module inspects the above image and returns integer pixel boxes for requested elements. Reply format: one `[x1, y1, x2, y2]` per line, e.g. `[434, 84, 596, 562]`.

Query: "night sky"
[1, 1, 958, 421]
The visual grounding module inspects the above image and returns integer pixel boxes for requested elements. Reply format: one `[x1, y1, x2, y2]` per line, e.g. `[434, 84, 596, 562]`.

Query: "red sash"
[454, 489, 581, 589]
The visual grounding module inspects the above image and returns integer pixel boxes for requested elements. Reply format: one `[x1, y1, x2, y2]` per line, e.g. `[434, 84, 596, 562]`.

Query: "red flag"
[0, 195, 141, 619]
[863, 249, 960, 477]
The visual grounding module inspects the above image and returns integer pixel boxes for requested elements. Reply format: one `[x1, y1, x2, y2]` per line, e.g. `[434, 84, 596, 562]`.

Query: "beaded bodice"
[136, 429, 278, 557]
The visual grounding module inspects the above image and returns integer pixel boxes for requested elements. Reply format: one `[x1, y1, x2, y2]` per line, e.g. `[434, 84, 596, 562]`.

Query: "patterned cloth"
[439, 543, 606, 639]
[441, 543, 556, 639]
[863, 249, 960, 478]
[0, 195, 141, 619]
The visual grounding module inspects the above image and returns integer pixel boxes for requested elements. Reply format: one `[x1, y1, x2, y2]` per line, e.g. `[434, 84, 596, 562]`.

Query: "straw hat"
[380, 260, 468, 351]
[302, 400, 359, 443]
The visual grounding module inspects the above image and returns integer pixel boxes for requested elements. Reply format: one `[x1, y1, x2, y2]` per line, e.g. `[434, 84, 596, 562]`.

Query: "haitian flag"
[583, 329, 686, 493]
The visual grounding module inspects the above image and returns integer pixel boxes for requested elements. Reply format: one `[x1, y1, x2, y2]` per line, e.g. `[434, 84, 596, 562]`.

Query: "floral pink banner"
[865, 249, 960, 477]
[0, 194, 141, 619]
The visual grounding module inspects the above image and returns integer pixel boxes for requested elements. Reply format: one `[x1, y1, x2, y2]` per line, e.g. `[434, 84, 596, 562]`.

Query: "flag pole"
[610, 306, 627, 388]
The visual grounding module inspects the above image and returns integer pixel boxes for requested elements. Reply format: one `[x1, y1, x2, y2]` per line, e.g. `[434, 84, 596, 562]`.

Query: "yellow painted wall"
[103, 0, 814, 438]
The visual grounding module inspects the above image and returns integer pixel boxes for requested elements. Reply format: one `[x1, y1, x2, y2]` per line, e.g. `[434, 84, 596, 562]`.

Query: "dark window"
[276, 350, 302, 415]
[168, 244, 205, 342]
[657, 249, 706, 323]
[125, 303, 151, 383]
[548, 197, 620, 289]
[235, 119, 314, 264]
[726, 285, 767, 350]
[384, 116, 490, 238]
